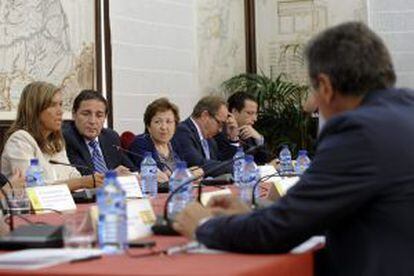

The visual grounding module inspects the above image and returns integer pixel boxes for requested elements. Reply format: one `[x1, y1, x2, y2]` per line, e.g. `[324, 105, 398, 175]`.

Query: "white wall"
[110, 0, 201, 134]
[110, 0, 247, 134]
[368, 0, 414, 89]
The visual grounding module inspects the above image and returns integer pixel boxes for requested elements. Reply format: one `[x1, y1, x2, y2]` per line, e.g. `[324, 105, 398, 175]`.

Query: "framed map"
[0, 0, 101, 120]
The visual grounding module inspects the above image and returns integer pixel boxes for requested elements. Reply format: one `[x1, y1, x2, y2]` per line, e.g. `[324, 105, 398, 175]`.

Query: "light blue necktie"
[88, 140, 108, 173]
[201, 139, 210, 160]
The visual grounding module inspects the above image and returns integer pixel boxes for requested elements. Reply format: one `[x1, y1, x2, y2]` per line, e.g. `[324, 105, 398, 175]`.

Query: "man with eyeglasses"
[63, 90, 137, 175]
[215, 92, 270, 164]
[172, 96, 233, 177]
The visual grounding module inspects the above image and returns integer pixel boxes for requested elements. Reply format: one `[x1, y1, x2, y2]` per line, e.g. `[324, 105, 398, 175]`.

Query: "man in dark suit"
[215, 92, 269, 164]
[63, 90, 136, 175]
[172, 22, 414, 275]
[172, 96, 233, 177]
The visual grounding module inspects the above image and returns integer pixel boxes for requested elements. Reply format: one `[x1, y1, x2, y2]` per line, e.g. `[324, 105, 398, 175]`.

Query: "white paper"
[200, 188, 232, 206]
[127, 199, 156, 240]
[0, 248, 102, 270]
[26, 184, 76, 213]
[117, 175, 143, 198]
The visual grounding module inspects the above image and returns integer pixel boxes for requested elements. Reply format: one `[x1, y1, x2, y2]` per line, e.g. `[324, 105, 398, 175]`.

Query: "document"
[0, 248, 102, 270]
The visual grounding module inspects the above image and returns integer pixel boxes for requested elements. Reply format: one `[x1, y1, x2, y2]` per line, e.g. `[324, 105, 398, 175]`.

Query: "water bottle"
[168, 161, 193, 218]
[295, 150, 311, 174]
[233, 147, 245, 187]
[140, 152, 158, 198]
[97, 170, 127, 254]
[279, 145, 293, 175]
[239, 155, 259, 204]
[26, 158, 45, 187]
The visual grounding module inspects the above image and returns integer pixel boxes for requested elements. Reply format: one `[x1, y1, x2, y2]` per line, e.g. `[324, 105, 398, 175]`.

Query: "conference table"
[0, 187, 316, 276]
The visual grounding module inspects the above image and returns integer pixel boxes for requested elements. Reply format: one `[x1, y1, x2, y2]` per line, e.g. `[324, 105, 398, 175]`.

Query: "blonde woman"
[1, 81, 103, 190]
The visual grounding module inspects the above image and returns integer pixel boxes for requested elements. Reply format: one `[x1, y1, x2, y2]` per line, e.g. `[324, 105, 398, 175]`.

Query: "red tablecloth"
[0, 190, 315, 276]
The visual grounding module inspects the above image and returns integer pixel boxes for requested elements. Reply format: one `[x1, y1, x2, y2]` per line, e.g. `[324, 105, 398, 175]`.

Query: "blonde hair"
[7, 81, 64, 154]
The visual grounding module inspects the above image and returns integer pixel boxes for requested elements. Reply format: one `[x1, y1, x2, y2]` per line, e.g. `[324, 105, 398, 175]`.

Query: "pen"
[71, 255, 102, 263]
[166, 241, 201, 255]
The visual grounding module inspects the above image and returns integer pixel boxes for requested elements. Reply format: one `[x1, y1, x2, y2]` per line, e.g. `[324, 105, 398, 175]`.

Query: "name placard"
[201, 188, 232, 206]
[26, 184, 76, 214]
[117, 175, 143, 198]
[127, 199, 156, 240]
[89, 199, 156, 241]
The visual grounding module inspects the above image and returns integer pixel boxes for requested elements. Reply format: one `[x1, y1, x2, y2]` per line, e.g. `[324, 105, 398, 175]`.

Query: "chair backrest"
[120, 131, 135, 149]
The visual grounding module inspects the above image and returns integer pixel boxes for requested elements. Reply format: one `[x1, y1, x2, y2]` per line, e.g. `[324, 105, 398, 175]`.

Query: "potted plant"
[222, 72, 317, 157]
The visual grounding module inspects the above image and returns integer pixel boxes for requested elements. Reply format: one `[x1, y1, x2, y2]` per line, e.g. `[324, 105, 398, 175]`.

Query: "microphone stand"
[112, 144, 174, 174]
[49, 160, 97, 202]
[152, 144, 264, 236]
[251, 170, 301, 207]
[49, 160, 96, 188]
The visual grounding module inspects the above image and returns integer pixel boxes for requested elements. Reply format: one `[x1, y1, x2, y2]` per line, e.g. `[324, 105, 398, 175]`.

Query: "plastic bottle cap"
[30, 158, 39, 166]
[144, 151, 152, 157]
[105, 170, 117, 178]
[244, 155, 254, 163]
[298, 150, 308, 155]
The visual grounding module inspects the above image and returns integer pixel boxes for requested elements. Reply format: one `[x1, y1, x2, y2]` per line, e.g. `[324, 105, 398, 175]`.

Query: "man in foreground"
[173, 22, 414, 275]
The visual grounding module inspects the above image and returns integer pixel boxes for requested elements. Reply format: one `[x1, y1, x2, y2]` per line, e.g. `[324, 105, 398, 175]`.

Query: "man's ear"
[316, 73, 335, 105]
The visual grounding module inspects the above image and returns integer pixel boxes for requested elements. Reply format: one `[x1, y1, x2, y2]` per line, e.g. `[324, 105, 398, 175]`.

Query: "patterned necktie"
[201, 139, 210, 160]
[88, 140, 108, 173]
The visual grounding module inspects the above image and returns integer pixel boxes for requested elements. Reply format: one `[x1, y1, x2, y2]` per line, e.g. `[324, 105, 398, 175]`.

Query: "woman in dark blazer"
[129, 98, 203, 182]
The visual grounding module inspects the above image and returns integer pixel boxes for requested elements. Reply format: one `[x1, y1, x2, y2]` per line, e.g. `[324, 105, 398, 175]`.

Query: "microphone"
[49, 160, 97, 203]
[152, 144, 264, 235]
[49, 160, 96, 188]
[113, 144, 174, 174]
[251, 172, 280, 207]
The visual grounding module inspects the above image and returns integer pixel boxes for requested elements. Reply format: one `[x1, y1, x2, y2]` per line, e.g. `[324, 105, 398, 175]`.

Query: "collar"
[85, 137, 100, 147]
[190, 117, 205, 142]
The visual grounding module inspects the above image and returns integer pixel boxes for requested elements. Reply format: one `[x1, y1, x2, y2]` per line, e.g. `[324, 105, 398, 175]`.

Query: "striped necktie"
[201, 139, 210, 160]
[88, 140, 108, 173]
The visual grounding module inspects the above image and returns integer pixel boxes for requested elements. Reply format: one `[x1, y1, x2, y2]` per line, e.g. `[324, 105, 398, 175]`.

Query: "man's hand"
[207, 195, 252, 216]
[226, 114, 239, 141]
[239, 125, 262, 141]
[114, 165, 131, 176]
[189, 166, 204, 179]
[173, 202, 211, 239]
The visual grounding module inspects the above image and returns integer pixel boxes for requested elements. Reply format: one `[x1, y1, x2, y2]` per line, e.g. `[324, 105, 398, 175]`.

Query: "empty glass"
[63, 211, 96, 248]
[6, 188, 30, 214]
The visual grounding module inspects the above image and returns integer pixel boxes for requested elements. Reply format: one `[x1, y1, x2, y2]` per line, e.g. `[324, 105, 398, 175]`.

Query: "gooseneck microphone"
[113, 144, 174, 174]
[152, 144, 264, 235]
[251, 172, 280, 207]
[49, 160, 96, 189]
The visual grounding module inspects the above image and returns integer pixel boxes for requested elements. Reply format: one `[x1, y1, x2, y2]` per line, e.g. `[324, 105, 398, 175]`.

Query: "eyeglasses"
[209, 114, 226, 128]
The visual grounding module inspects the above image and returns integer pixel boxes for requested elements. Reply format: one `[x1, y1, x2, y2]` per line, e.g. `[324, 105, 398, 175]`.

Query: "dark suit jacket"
[214, 131, 270, 164]
[128, 133, 180, 172]
[63, 121, 137, 175]
[196, 88, 414, 276]
[171, 118, 232, 177]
